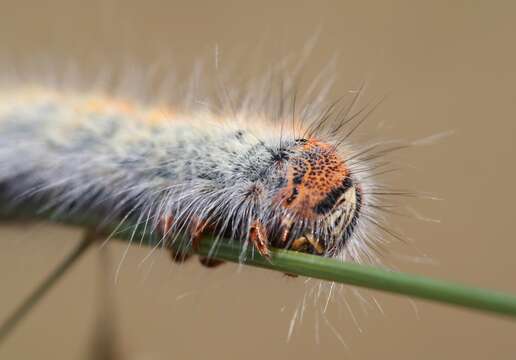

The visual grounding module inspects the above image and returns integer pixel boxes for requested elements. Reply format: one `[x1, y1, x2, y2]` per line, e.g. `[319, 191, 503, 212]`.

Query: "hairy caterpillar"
[0, 60, 399, 269]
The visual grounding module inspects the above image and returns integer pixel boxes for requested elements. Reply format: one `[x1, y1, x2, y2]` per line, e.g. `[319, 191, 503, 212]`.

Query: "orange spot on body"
[145, 108, 176, 124]
[84, 98, 135, 114]
[77, 96, 178, 125]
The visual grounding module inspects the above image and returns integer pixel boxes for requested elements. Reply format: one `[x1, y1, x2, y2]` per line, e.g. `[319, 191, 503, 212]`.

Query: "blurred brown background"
[1, 0, 516, 359]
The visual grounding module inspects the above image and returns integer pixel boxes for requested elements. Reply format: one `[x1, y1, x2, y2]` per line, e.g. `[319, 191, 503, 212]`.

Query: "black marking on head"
[314, 177, 354, 215]
[292, 174, 304, 185]
[291, 158, 308, 185]
[286, 187, 299, 205]
[275, 176, 288, 189]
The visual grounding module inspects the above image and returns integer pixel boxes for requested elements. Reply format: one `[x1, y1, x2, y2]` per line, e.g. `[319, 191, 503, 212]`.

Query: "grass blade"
[2, 204, 516, 319]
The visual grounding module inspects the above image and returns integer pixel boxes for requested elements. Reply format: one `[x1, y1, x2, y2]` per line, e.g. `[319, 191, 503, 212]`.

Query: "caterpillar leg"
[169, 248, 192, 263]
[160, 215, 192, 263]
[291, 234, 324, 254]
[189, 216, 208, 251]
[280, 216, 324, 254]
[190, 218, 226, 267]
[280, 217, 294, 244]
[199, 256, 225, 268]
[249, 220, 271, 258]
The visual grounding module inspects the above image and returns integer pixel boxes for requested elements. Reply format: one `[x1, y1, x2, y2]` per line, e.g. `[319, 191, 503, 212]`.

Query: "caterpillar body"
[0, 77, 389, 266]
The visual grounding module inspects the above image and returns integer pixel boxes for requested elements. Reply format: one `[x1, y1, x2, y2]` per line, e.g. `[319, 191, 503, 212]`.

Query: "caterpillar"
[0, 61, 399, 269]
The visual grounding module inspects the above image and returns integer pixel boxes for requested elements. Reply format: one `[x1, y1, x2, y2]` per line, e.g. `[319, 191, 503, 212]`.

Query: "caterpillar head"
[271, 138, 362, 257]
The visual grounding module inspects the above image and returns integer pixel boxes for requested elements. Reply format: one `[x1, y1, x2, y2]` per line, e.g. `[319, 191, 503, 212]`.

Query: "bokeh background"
[1, 1, 516, 358]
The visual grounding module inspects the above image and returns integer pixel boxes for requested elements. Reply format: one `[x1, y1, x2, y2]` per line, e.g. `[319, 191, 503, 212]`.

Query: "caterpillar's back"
[0, 81, 388, 264]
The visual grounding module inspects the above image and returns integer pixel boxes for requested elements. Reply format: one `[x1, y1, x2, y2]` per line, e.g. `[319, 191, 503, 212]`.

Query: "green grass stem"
[2, 204, 516, 320]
